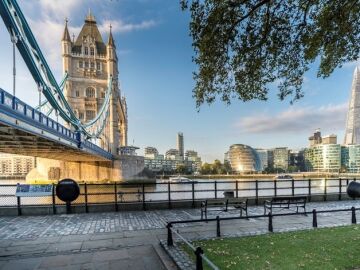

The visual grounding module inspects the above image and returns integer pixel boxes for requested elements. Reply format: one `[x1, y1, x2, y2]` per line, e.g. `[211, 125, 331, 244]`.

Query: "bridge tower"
[61, 11, 127, 154]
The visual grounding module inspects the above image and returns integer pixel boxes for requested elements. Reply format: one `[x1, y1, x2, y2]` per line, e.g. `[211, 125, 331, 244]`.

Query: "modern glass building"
[341, 145, 360, 173]
[227, 144, 261, 173]
[273, 147, 289, 170]
[255, 149, 268, 171]
[305, 144, 341, 172]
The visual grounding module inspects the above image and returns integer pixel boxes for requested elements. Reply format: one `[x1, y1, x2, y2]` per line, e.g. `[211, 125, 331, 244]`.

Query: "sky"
[0, 0, 358, 162]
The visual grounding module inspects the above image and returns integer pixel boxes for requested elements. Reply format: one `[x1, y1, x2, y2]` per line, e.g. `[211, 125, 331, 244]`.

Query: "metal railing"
[166, 206, 359, 270]
[0, 178, 356, 214]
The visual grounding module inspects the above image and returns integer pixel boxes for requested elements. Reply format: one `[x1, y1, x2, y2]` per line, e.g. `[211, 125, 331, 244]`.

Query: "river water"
[0, 178, 348, 206]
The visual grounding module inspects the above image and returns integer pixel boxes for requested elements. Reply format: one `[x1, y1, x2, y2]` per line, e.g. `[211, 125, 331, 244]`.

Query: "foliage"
[181, 0, 360, 107]
[200, 159, 231, 174]
[175, 164, 188, 174]
[183, 225, 360, 269]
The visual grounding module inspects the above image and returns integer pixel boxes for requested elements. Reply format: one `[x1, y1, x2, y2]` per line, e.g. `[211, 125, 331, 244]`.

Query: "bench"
[201, 198, 248, 220]
[264, 196, 307, 215]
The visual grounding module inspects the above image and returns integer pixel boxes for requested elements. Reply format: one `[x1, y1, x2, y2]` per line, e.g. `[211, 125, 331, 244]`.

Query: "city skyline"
[0, 0, 358, 163]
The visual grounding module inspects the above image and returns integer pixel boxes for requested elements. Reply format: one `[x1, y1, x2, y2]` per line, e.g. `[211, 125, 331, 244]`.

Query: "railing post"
[17, 196, 21, 216]
[312, 209, 317, 228]
[351, 207, 357, 224]
[338, 178, 342, 201]
[235, 181, 238, 198]
[324, 179, 327, 201]
[167, 223, 173, 246]
[274, 180, 277, 197]
[216, 216, 221, 237]
[168, 182, 172, 209]
[52, 183, 56, 215]
[268, 212, 273, 232]
[346, 178, 349, 186]
[142, 183, 146, 210]
[255, 180, 259, 205]
[291, 178, 295, 196]
[192, 182, 195, 208]
[114, 183, 118, 212]
[195, 247, 204, 270]
[308, 179, 311, 202]
[214, 181, 217, 199]
[84, 183, 88, 213]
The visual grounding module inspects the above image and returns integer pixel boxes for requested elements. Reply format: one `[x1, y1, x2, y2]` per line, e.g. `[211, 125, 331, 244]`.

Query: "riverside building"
[304, 131, 341, 172]
[226, 144, 261, 173]
[0, 154, 35, 177]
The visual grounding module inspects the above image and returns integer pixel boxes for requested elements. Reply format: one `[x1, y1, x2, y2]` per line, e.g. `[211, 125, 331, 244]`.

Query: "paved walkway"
[0, 200, 359, 269]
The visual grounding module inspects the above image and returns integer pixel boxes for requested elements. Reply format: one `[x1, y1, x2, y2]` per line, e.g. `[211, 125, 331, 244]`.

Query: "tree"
[176, 164, 188, 174]
[181, 1, 360, 107]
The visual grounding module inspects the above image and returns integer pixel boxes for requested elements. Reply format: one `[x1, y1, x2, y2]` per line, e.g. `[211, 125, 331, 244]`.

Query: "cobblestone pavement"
[0, 200, 359, 240]
[0, 200, 359, 270]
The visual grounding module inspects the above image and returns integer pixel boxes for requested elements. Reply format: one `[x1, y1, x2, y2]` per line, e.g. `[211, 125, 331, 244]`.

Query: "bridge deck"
[0, 88, 113, 161]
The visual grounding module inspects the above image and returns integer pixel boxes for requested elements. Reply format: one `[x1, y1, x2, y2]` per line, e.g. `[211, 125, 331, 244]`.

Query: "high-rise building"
[344, 67, 360, 145]
[177, 132, 184, 160]
[62, 12, 128, 153]
[305, 132, 341, 172]
[144, 147, 159, 159]
[0, 154, 35, 177]
[273, 147, 289, 170]
[289, 150, 305, 171]
[255, 149, 268, 171]
[185, 150, 202, 172]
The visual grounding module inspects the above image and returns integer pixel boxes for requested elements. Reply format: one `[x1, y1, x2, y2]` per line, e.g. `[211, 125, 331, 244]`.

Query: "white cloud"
[98, 19, 157, 34]
[236, 103, 348, 134]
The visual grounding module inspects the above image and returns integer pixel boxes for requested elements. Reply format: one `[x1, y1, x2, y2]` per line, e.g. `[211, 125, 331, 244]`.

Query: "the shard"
[344, 66, 360, 145]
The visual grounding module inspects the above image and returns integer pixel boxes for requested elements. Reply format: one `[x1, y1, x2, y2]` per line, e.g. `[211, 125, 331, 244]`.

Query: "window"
[90, 47, 95, 56]
[86, 87, 95, 98]
[75, 90, 79, 97]
[85, 61, 89, 68]
[91, 62, 95, 69]
[79, 112, 84, 119]
[84, 47, 89, 55]
[96, 62, 101, 70]
[79, 61, 83, 68]
[86, 110, 95, 119]
[101, 91, 105, 98]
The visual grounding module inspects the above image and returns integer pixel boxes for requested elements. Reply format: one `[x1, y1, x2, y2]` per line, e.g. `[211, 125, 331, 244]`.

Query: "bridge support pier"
[26, 155, 145, 183]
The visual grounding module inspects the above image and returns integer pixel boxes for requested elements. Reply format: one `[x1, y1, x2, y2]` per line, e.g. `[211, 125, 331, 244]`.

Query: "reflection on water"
[0, 178, 349, 206]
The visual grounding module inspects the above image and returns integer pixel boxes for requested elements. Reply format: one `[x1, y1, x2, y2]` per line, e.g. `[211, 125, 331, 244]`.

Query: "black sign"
[15, 184, 53, 197]
[56, 179, 80, 202]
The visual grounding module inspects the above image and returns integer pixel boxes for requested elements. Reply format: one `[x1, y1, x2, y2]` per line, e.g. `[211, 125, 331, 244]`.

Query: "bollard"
[268, 212, 273, 232]
[216, 216, 221, 237]
[195, 247, 204, 270]
[52, 183, 56, 214]
[167, 223, 173, 246]
[84, 183, 88, 213]
[352, 207, 357, 224]
[312, 209, 317, 228]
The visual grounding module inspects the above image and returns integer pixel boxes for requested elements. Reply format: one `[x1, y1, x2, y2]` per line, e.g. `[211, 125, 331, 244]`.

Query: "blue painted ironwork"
[0, 87, 113, 160]
[0, 0, 112, 139]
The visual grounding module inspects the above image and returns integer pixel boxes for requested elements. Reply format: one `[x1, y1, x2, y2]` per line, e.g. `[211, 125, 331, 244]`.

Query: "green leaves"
[182, 0, 360, 107]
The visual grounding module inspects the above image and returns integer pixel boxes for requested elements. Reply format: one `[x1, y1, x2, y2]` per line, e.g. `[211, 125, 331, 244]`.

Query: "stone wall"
[26, 155, 145, 183]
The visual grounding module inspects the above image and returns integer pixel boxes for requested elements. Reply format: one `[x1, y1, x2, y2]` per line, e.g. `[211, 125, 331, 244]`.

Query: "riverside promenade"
[0, 200, 359, 270]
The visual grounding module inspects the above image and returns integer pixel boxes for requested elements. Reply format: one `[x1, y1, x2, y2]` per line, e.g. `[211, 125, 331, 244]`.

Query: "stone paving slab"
[0, 200, 359, 270]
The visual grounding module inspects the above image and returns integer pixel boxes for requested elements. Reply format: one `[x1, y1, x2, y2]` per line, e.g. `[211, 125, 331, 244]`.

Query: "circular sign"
[347, 181, 360, 199]
[56, 179, 80, 202]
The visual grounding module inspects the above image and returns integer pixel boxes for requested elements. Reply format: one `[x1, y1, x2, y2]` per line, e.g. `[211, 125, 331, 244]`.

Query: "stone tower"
[344, 66, 360, 145]
[61, 12, 128, 154]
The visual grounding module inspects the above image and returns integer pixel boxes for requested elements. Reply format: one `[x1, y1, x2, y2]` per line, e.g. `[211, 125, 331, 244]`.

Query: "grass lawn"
[182, 225, 360, 270]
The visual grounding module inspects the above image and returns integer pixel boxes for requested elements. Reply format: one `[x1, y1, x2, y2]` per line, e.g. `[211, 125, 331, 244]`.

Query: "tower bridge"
[0, 0, 144, 182]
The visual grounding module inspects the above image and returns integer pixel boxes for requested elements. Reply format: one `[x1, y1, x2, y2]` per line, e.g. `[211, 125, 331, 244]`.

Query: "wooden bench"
[264, 196, 307, 215]
[201, 198, 248, 220]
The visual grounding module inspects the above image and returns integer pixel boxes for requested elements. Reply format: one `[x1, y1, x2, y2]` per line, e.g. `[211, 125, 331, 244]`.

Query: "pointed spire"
[85, 8, 96, 23]
[107, 24, 115, 47]
[62, 18, 71, 42]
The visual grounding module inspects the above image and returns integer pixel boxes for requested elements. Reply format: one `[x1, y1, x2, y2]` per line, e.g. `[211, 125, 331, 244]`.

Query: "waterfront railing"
[0, 178, 357, 214]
